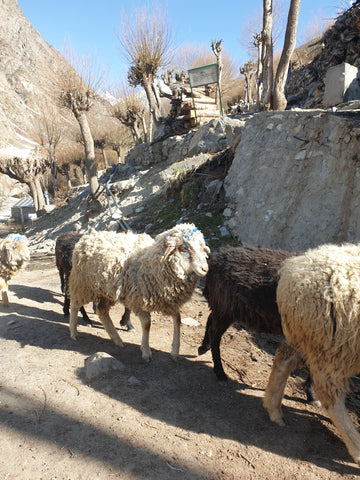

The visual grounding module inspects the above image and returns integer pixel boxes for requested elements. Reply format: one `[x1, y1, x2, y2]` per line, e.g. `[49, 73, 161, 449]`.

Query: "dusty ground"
[1, 252, 360, 480]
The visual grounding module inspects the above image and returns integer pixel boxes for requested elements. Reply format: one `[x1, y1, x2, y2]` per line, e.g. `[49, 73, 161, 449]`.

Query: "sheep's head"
[160, 223, 210, 279]
[1, 234, 30, 270]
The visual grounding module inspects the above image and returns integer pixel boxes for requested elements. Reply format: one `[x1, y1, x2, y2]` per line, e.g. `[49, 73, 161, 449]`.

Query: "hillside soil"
[1, 253, 360, 480]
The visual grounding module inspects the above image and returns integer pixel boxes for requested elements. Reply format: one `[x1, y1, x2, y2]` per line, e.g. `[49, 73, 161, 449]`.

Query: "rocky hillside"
[288, 1, 360, 107]
[0, 0, 64, 147]
[0, 0, 112, 151]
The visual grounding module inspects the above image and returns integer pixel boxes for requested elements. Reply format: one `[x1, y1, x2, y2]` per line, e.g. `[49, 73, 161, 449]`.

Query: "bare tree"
[260, 0, 274, 109]
[0, 153, 50, 213]
[211, 39, 223, 110]
[112, 86, 148, 144]
[240, 61, 256, 105]
[32, 100, 63, 192]
[93, 132, 109, 168]
[116, 3, 173, 138]
[56, 45, 103, 199]
[56, 145, 85, 190]
[107, 126, 134, 163]
[240, 0, 286, 60]
[273, 0, 301, 110]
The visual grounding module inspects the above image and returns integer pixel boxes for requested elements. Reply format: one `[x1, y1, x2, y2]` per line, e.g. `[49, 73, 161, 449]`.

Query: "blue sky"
[17, 0, 345, 87]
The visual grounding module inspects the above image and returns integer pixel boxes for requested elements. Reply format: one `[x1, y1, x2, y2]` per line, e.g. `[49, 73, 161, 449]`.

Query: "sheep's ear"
[4, 244, 14, 264]
[161, 245, 175, 262]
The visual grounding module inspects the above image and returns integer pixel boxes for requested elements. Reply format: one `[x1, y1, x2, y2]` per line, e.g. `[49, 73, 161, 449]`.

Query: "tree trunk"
[75, 111, 99, 195]
[102, 148, 109, 168]
[143, 78, 161, 138]
[28, 181, 38, 211]
[272, 0, 301, 110]
[261, 0, 273, 109]
[34, 176, 46, 213]
[141, 115, 148, 143]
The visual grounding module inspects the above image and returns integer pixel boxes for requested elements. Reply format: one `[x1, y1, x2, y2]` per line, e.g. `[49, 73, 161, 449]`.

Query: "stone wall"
[225, 110, 360, 251]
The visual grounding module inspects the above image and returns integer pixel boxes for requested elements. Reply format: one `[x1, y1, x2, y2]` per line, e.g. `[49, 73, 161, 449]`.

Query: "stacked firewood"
[161, 71, 220, 131]
[178, 89, 220, 128]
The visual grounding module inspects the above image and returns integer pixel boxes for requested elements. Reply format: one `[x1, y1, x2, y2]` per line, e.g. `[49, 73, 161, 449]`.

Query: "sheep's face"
[162, 226, 210, 279]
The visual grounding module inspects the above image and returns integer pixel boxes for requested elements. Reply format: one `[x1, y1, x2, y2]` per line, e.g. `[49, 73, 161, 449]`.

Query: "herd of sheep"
[1, 225, 360, 466]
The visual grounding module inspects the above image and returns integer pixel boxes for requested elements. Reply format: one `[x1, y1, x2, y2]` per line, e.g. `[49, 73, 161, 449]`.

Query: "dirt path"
[1, 252, 360, 480]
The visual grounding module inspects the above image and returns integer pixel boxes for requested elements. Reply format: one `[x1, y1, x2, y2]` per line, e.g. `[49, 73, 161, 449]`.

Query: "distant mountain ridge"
[0, 0, 68, 149]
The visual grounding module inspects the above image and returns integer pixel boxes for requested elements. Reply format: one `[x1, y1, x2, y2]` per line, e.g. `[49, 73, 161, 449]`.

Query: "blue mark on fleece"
[183, 227, 199, 249]
[7, 234, 26, 242]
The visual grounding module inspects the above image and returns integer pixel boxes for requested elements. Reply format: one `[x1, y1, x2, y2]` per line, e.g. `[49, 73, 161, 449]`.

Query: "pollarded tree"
[112, 86, 148, 144]
[116, 3, 173, 138]
[56, 45, 103, 198]
[107, 126, 134, 163]
[32, 99, 64, 192]
[0, 150, 50, 213]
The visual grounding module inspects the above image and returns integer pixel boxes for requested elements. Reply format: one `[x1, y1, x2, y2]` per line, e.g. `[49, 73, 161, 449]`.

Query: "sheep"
[198, 245, 294, 379]
[263, 242, 360, 465]
[197, 245, 316, 403]
[69, 224, 210, 360]
[55, 231, 92, 325]
[55, 230, 134, 330]
[0, 233, 30, 305]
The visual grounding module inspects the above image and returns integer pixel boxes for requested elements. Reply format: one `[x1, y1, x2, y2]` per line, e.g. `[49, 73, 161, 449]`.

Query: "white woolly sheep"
[263, 242, 360, 465]
[69, 224, 210, 360]
[55, 230, 135, 331]
[0, 233, 30, 305]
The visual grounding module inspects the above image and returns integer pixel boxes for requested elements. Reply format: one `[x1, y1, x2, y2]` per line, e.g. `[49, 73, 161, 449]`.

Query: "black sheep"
[55, 231, 134, 330]
[198, 245, 316, 402]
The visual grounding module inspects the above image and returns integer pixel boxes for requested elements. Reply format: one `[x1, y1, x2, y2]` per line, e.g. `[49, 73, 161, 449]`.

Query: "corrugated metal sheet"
[11, 197, 36, 222]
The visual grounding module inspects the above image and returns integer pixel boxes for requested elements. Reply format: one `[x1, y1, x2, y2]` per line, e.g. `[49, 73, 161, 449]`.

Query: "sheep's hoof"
[266, 409, 285, 426]
[141, 349, 152, 362]
[70, 332, 78, 341]
[311, 399, 322, 408]
[198, 345, 209, 355]
[113, 338, 124, 348]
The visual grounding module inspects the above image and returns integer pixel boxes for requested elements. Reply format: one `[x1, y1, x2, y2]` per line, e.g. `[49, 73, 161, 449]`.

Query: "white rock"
[84, 352, 125, 380]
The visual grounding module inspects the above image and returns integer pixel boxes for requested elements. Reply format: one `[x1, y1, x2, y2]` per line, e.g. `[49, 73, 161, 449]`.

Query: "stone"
[84, 352, 125, 380]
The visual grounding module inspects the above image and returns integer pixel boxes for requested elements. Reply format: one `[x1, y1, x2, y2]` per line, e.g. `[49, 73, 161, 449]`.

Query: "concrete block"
[323, 62, 360, 106]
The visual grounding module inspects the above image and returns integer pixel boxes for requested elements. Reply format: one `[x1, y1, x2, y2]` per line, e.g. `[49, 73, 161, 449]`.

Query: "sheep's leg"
[80, 306, 93, 326]
[69, 302, 81, 340]
[198, 313, 212, 355]
[312, 377, 360, 464]
[171, 311, 181, 358]
[120, 307, 135, 331]
[263, 343, 302, 426]
[59, 269, 65, 293]
[139, 311, 152, 361]
[0, 279, 9, 306]
[63, 294, 70, 316]
[327, 394, 360, 465]
[96, 298, 123, 347]
[209, 316, 231, 382]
